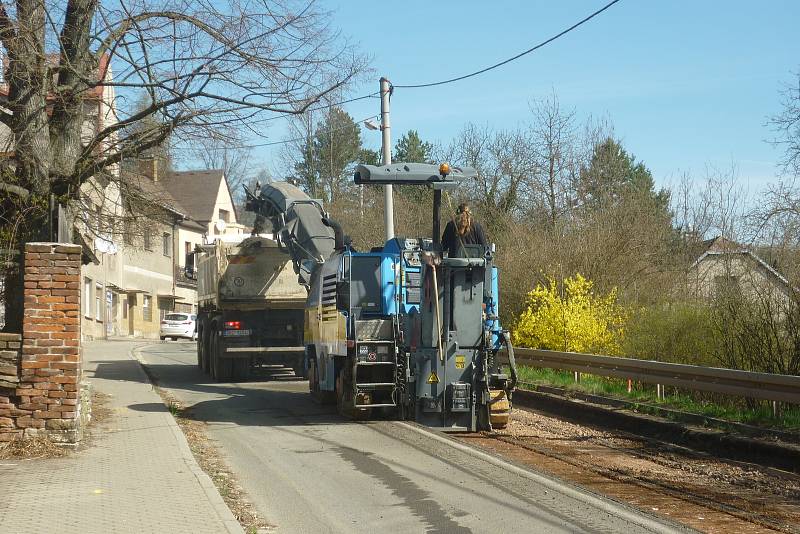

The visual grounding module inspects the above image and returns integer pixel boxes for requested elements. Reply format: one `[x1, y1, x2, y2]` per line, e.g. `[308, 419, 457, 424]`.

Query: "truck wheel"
[293, 358, 307, 380]
[309, 358, 333, 404]
[196, 325, 204, 370]
[212, 331, 233, 382]
[232, 358, 250, 382]
[201, 328, 211, 374]
[308, 358, 319, 397]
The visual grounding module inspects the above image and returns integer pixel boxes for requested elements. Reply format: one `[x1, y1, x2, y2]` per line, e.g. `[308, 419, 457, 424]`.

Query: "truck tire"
[308, 354, 335, 405]
[293, 357, 307, 380]
[196, 323, 204, 370]
[308, 358, 321, 401]
[232, 358, 250, 382]
[203, 326, 212, 375]
[212, 329, 233, 382]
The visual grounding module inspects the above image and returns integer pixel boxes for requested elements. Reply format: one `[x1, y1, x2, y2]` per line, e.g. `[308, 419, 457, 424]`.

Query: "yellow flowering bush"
[513, 274, 628, 355]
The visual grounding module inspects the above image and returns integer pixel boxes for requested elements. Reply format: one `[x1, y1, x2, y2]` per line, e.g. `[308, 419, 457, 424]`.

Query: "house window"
[95, 283, 102, 321]
[143, 227, 153, 250]
[158, 297, 174, 320]
[185, 241, 193, 267]
[163, 232, 171, 257]
[143, 295, 152, 322]
[218, 209, 230, 223]
[123, 220, 134, 246]
[84, 277, 92, 317]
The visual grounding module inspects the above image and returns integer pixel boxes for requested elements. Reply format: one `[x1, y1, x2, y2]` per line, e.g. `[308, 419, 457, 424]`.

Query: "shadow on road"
[123, 358, 347, 428]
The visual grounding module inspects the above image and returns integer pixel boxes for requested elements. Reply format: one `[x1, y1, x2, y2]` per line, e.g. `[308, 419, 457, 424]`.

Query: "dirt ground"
[457, 407, 800, 534]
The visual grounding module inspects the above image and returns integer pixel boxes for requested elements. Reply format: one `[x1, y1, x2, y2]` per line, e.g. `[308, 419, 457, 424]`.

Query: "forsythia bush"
[513, 274, 628, 355]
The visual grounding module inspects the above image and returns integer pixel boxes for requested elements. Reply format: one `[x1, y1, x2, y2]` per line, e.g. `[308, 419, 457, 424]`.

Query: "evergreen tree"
[394, 130, 433, 163]
[294, 108, 363, 203]
[578, 138, 670, 215]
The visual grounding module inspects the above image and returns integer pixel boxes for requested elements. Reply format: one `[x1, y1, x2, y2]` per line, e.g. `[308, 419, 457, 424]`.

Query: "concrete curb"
[131, 346, 244, 534]
[397, 422, 695, 534]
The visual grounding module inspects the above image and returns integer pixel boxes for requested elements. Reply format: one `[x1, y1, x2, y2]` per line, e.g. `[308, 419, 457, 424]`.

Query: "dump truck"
[194, 234, 307, 381]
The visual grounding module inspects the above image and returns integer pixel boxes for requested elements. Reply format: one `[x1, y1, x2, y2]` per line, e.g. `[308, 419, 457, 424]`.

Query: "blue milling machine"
[245, 162, 517, 431]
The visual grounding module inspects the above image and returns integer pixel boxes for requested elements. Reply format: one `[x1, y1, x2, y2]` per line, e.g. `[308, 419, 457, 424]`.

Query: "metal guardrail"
[500, 348, 800, 405]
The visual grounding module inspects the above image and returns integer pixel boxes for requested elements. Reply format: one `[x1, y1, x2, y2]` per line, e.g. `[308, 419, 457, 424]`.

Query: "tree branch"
[0, 181, 30, 199]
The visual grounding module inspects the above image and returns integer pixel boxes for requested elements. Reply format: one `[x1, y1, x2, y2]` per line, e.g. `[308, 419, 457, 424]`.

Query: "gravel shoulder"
[457, 407, 800, 534]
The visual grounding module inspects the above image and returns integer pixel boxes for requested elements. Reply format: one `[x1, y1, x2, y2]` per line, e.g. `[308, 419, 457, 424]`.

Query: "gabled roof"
[120, 172, 207, 233]
[159, 169, 236, 224]
[124, 171, 187, 218]
[691, 235, 790, 289]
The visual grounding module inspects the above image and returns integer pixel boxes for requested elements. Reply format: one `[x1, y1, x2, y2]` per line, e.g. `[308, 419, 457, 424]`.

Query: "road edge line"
[131, 345, 244, 534]
[396, 422, 692, 534]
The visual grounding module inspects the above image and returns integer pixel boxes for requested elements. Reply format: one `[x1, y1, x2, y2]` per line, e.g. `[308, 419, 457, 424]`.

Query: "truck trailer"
[194, 235, 307, 381]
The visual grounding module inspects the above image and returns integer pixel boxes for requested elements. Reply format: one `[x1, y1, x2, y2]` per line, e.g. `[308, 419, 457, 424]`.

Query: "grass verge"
[517, 366, 800, 431]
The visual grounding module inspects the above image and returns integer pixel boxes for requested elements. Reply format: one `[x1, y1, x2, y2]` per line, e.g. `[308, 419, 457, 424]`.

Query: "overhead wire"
[216, 112, 381, 149]
[260, 91, 380, 123]
[249, 1, 621, 148]
[392, 0, 622, 89]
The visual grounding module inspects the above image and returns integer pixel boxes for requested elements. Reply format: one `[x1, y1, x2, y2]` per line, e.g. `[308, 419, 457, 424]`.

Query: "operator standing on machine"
[441, 202, 488, 257]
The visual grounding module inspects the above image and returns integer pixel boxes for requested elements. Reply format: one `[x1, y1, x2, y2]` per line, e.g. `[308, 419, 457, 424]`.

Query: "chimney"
[139, 158, 159, 182]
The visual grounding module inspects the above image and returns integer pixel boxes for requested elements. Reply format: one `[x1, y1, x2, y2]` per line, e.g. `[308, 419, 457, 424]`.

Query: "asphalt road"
[135, 341, 690, 534]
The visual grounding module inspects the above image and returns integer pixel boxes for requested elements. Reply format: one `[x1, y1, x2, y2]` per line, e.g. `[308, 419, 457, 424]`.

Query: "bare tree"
[0, 0, 368, 331]
[186, 128, 253, 203]
[768, 69, 800, 177]
[447, 123, 534, 223]
[528, 93, 576, 228]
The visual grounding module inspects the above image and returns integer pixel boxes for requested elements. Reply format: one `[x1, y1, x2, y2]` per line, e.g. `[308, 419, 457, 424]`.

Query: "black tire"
[293, 358, 307, 380]
[212, 330, 233, 382]
[196, 325, 204, 370]
[201, 327, 211, 374]
[335, 370, 347, 415]
[309, 357, 334, 404]
[160, 336, 165, 341]
[232, 358, 250, 381]
[308, 358, 319, 397]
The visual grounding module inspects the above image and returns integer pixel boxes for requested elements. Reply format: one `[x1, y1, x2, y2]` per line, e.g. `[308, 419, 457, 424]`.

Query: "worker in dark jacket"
[441, 202, 488, 257]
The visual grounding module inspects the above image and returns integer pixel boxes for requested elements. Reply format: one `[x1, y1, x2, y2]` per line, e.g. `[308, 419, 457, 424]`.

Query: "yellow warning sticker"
[427, 371, 439, 384]
[455, 355, 466, 369]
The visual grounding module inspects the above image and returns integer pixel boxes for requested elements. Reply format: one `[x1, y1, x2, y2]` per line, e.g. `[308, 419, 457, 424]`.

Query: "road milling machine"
[245, 163, 517, 431]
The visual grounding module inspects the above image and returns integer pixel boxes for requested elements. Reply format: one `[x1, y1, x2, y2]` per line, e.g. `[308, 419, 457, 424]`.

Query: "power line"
[227, 112, 381, 149]
[393, 0, 622, 89]
[261, 91, 380, 124]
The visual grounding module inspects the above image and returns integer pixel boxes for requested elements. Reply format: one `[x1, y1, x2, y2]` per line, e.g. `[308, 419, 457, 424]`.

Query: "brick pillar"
[19, 242, 83, 442]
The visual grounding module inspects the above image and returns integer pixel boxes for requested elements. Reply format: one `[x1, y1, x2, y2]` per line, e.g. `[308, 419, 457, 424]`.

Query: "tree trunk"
[2, 0, 51, 331]
[49, 0, 97, 195]
[7, 0, 51, 197]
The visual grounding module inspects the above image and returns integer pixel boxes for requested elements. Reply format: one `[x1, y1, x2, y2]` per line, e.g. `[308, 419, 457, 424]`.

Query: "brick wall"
[0, 333, 21, 439]
[0, 243, 84, 443]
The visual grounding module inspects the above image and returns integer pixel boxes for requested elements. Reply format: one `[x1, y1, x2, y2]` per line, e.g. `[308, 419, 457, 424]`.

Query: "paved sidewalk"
[0, 340, 243, 534]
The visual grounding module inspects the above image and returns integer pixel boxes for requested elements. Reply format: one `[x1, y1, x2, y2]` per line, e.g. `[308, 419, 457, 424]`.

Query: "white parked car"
[160, 313, 197, 341]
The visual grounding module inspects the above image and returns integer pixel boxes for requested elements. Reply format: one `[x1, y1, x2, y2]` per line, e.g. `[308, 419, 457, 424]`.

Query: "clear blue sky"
[254, 1, 800, 192]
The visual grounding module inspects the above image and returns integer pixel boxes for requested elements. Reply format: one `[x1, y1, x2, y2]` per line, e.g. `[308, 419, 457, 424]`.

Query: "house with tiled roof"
[688, 236, 792, 306]
[159, 169, 248, 239]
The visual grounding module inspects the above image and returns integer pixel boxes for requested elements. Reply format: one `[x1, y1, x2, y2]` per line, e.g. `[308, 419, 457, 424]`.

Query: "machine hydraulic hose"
[502, 330, 518, 395]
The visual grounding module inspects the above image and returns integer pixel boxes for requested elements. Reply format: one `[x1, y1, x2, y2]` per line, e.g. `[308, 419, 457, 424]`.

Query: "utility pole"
[380, 77, 394, 241]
